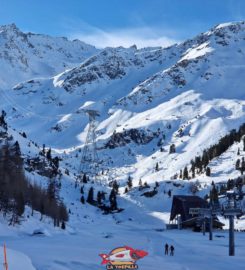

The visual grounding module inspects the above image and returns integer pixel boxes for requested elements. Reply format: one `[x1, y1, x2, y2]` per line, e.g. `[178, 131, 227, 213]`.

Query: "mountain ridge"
[0, 23, 99, 88]
[0, 19, 245, 270]
[0, 20, 245, 218]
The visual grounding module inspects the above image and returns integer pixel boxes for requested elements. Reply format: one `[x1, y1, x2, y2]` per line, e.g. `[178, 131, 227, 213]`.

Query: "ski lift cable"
[0, 89, 70, 121]
[0, 89, 46, 118]
[0, 89, 32, 115]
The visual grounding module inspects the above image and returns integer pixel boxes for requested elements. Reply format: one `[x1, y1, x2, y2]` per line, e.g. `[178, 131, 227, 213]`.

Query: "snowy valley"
[0, 21, 245, 270]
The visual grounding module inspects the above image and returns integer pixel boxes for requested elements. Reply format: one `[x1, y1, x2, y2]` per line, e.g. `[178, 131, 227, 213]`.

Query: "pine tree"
[138, 179, 142, 187]
[13, 141, 21, 156]
[235, 159, 241, 170]
[47, 179, 56, 200]
[61, 221, 66, 230]
[112, 180, 119, 193]
[191, 160, 195, 178]
[109, 189, 118, 211]
[15, 192, 25, 217]
[127, 176, 133, 189]
[237, 148, 240, 155]
[195, 156, 202, 173]
[42, 144, 45, 155]
[82, 173, 87, 183]
[46, 148, 52, 160]
[202, 150, 209, 168]
[0, 110, 7, 129]
[169, 144, 176, 154]
[87, 187, 94, 204]
[227, 179, 234, 190]
[59, 202, 68, 224]
[144, 181, 150, 188]
[179, 169, 183, 179]
[52, 156, 59, 169]
[155, 162, 159, 171]
[65, 168, 70, 175]
[206, 167, 211, 177]
[210, 185, 219, 204]
[101, 191, 106, 201]
[220, 184, 227, 195]
[80, 196, 85, 204]
[241, 157, 245, 175]
[183, 167, 189, 180]
[97, 191, 102, 205]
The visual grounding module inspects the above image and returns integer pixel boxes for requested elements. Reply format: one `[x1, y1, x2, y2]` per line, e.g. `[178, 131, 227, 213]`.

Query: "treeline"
[0, 110, 7, 130]
[177, 123, 245, 180]
[205, 176, 245, 203]
[39, 144, 60, 177]
[0, 141, 68, 226]
[26, 144, 61, 179]
[0, 113, 68, 227]
[79, 174, 122, 214]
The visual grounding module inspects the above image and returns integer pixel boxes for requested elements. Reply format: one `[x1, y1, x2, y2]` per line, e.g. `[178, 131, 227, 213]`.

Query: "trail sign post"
[197, 205, 222, 241]
[189, 208, 201, 215]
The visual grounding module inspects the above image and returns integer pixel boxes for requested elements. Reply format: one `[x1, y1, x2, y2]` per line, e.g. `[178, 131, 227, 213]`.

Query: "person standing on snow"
[165, 243, 169, 255]
[170, 245, 175, 256]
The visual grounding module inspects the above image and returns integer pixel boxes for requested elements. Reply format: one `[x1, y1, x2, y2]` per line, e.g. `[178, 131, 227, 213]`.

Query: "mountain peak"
[0, 22, 100, 88]
[214, 21, 245, 30]
[0, 23, 20, 33]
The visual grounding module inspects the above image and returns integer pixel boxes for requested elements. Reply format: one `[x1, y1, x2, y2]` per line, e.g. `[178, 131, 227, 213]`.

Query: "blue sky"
[0, 0, 245, 48]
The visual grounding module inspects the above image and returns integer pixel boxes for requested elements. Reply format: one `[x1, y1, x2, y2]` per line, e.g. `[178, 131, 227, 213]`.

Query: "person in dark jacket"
[165, 243, 169, 255]
[170, 245, 175, 256]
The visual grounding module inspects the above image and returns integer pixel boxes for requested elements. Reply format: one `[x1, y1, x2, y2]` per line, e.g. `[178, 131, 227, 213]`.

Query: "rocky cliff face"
[0, 23, 98, 88]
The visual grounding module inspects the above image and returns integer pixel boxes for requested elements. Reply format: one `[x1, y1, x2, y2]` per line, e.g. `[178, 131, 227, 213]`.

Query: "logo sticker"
[99, 246, 148, 269]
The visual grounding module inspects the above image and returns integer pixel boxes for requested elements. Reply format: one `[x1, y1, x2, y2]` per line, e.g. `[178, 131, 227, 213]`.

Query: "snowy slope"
[95, 22, 245, 184]
[1, 44, 183, 147]
[0, 22, 245, 187]
[117, 22, 245, 109]
[0, 24, 98, 88]
[0, 21, 245, 187]
[0, 247, 36, 270]
[0, 21, 245, 270]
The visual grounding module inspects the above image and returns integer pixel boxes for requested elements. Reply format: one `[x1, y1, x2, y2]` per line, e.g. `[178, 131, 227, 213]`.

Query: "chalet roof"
[170, 195, 208, 222]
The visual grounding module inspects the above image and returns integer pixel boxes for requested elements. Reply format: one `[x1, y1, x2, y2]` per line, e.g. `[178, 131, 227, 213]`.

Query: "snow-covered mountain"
[1, 21, 245, 179]
[1, 21, 245, 270]
[0, 23, 98, 88]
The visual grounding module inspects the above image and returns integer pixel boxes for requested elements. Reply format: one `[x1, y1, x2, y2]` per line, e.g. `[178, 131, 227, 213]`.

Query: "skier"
[164, 243, 169, 255]
[170, 245, 175, 256]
